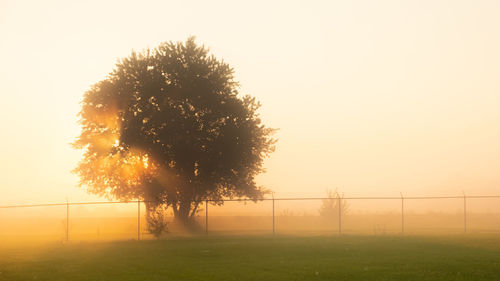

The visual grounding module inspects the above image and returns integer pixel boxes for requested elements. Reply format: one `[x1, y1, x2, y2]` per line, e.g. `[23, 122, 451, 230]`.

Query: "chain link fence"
[1, 194, 500, 243]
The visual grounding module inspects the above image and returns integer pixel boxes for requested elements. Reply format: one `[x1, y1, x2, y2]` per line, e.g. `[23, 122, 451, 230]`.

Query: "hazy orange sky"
[1, 0, 499, 205]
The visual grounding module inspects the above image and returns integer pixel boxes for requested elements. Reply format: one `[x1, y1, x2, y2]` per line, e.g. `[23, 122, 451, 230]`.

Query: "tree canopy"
[73, 37, 276, 228]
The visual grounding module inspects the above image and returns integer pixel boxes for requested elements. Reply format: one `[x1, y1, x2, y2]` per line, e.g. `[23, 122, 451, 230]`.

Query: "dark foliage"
[73, 37, 276, 227]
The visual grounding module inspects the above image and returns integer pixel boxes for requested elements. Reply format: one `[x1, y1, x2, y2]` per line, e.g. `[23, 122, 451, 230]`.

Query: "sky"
[1, 0, 500, 206]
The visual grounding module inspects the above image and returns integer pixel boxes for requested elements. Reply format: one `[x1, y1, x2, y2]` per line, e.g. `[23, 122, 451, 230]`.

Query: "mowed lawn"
[1, 235, 500, 281]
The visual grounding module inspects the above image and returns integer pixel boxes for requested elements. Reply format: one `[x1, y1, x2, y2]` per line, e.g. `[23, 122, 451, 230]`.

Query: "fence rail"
[2, 195, 500, 209]
[1, 194, 500, 241]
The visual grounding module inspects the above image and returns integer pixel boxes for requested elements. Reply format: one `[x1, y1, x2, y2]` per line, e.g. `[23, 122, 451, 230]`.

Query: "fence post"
[137, 200, 140, 241]
[400, 192, 404, 234]
[205, 199, 208, 236]
[338, 196, 342, 235]
[463, 191, 467, 234]
[66, 199, 69, 242]
[272, 194, 275, 236]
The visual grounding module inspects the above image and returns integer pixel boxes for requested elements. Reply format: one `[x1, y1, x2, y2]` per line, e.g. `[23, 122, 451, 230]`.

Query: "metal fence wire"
[1, 194, 500, 242]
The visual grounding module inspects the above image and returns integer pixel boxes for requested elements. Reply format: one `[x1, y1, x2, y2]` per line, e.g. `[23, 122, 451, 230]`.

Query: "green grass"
[1, 235, 500, 281]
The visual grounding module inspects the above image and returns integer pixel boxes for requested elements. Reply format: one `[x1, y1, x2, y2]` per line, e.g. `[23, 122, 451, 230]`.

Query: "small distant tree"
[319, 188, 349, 218]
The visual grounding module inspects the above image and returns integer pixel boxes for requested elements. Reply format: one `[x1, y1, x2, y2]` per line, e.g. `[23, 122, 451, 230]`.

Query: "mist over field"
[2, 196, 500, 246]
[1, 1, 500, 280]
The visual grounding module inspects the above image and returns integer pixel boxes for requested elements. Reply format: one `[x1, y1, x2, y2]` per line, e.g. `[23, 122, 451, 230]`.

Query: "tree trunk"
[173, 199, 201, 232]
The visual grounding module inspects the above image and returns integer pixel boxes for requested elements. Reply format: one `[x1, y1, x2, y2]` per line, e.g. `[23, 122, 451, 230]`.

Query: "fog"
[1, 197, 500, 246]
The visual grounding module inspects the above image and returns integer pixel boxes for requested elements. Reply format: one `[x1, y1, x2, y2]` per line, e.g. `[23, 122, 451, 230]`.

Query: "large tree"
[73, 37, 276, 229]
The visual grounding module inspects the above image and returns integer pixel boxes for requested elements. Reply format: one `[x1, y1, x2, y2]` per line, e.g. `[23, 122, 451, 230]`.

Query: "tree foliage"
[73, 37, 276, 227]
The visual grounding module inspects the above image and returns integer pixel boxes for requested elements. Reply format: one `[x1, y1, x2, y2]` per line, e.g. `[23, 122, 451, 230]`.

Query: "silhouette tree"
[73, 37, 276, 229]
[319, 188, 349, 219]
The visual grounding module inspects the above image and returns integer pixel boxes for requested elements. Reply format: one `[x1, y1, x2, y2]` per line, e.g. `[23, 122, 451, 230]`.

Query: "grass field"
[1, 235, 499, 281]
